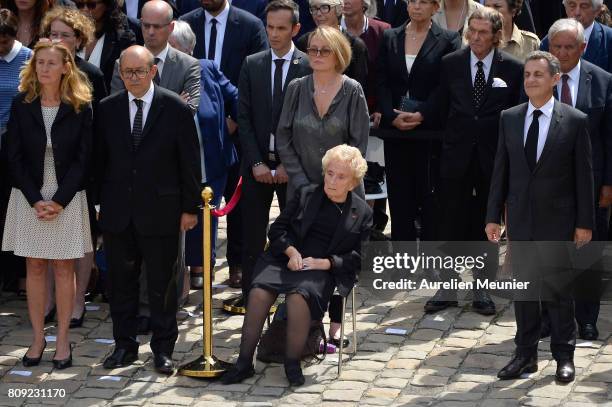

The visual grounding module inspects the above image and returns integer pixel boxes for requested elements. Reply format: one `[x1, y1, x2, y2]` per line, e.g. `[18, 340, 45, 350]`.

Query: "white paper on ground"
[433, 315, 445, 322]
[385, 328, 408, 335]
[10, 370, 32, 377]
[94, 339, 115, 344]
[85, 305, 100, 311]
[45, 335, 56, 342]
[98, 376, 121, 381]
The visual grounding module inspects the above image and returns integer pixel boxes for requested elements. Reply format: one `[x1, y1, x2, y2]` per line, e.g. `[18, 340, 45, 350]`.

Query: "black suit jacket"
[237, 48, 312, 171]
[98, 27, 137, 91]
[486, 101, 594, 241]
[6, 94, 93, 208]
[95, 86, 201, 236]
[376, 0, 409, 28]
[179, 5, 269, 85]
[423, 47, 523, 178]
[267, 184, 373, 297]
[377, 21, 461, 128]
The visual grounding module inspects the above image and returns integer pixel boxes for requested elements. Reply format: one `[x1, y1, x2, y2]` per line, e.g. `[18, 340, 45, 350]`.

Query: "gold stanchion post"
[179, 187, 231, 378]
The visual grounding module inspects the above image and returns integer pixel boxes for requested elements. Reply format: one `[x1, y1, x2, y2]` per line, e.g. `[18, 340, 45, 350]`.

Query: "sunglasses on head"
[76, 1, 101, 10]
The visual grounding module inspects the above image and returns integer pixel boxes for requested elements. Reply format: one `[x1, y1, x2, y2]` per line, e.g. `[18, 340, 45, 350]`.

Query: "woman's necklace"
[405, 22, 431, 41]
[314, 77, 339, 95]
[332, 201, 343, 214]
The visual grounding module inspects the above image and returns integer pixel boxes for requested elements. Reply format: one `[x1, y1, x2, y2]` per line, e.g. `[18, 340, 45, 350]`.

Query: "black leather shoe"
[284, 359, 305, 386]
[153, 353, 174, 375]
[69, 308, 86, 329]
[221, 364, 255, 384]
[472, 289, 496, 315]
[103, 348, 138, 369]
[555, 360, 575, 383]
[228, 266, 242, 289]
[579, 323, 599, 340]
[136, 316, 151, 335]
[497, 355, 538, 380]
[424, 289, 458, 313]
[22, 340, 47, 367]
[190, 273, 203, 289]
[330, 337, 349, 348]
[52, 344, 73, 370]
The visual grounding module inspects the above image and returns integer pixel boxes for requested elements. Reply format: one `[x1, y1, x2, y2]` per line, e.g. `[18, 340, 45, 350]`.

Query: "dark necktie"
[473, 60, 486, 108]
[132, 99, 144, 151]
[524, 109, 542, 172]
[153, 57, 161, 85]
[271, 59, 285, 134]
[560, 74, 572, 106]
[383, 0, 395, 23]
[207, 18, 217, 61]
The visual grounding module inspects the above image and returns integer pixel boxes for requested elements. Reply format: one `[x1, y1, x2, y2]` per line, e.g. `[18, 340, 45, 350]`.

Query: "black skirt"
[251, 253, 335, 320]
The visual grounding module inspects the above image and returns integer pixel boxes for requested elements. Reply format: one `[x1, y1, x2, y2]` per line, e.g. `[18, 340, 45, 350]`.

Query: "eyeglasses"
[75, 1, 101, 9]
[48, 31, 76, 40]
[309, 5, 332, 15]
[141, 22, 171, 30]
[121, 69, 150, 79]
[306, 47, 333, 57]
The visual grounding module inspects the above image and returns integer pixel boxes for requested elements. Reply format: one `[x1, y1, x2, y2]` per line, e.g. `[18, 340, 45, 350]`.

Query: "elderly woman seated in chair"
[222, 145, 372, 386]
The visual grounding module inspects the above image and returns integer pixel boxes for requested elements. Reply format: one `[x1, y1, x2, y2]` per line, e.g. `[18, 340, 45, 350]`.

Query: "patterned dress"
[2, 105, 92, 259]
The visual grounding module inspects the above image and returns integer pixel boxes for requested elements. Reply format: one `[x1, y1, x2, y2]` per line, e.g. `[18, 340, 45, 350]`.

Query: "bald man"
[111, 0, 200, 113]
[95, 45, 201, 374]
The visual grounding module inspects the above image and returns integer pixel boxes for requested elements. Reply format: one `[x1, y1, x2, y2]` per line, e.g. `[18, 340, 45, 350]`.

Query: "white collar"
[340, 15, 368, 34]
[562, 59, 581, 83]
[154, 43, 170, 63]
[128, 82, 155, 105]
[527, 95, 555, 119]
[584, 21, 595, 43]
[470, 48, 494, 70]
[205, 1, 230, 26]
[1, 40, 23, 63]
[271, 42, 295, 61]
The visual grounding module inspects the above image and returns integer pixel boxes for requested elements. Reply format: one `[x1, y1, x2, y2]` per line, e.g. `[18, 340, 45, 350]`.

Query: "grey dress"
[276, 75, 370, 201]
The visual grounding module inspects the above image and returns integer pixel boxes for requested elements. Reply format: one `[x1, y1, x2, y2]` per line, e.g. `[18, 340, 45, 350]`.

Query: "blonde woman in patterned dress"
[3, 40, 92, 369]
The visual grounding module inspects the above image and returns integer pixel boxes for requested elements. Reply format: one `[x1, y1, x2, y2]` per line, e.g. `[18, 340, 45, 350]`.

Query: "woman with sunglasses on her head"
[3, 40, 93, 369]
[75, 0, 135, 90]
[0, 0, 48, 48]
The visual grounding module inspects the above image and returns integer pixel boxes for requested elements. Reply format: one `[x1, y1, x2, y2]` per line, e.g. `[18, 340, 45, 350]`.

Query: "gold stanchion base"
[222, 295, 277, 315]
[178, 355, 232, 378]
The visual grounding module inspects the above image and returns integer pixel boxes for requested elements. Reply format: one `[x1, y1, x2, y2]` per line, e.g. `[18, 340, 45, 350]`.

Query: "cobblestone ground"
[1, 201, 612, 406]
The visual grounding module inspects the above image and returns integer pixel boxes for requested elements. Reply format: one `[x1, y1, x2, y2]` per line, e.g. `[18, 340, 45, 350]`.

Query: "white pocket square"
[492, 78, 508, 88]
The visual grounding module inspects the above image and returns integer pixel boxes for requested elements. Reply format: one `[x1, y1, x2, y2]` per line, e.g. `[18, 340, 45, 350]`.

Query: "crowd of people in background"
[1, 0, 612, 387]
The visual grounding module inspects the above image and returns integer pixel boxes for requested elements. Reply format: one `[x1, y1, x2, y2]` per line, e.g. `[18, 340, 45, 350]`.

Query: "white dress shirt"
[523, 96, 555, 162]
[204, 1, 230, 66]
[584, 21, 595, 52]
[1, 40, 23, 63]
[154, 43, 170, 78]
[556, 60, 581, 108]
[470, 49, 494, 85]
[128, 82, 155, 131]
[80, 34, 105, 68]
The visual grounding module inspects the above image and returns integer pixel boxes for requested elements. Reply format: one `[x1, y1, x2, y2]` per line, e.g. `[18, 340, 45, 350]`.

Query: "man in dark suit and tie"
[238, 0, 312, 303]
[406, 8, 523, 315]
[541, 0, 612, 72]
[180, 0, 269, 285]
[486, 51, 594, 382]
[95, 45, 201, 374]
[376, 0, 409, 27]
[546, 18, 612, 341]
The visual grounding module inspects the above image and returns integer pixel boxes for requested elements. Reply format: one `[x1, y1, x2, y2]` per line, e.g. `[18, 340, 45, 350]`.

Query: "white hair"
[549, 18, 586, 44]
[562, 0, 604, 9]
[170, 20, 196, 55]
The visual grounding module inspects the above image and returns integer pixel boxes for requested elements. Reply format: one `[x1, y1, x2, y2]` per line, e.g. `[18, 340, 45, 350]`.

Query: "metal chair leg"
[351, 288, 357, 354]
[338, 295, 347, 376]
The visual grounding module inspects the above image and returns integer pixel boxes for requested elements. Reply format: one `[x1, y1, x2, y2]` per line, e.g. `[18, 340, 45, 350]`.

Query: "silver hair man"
[169, 20, 196, 55]
[548, 18, 586, 44]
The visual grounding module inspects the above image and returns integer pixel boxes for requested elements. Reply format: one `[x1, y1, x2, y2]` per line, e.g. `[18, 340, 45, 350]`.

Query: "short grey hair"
[170, 20, 196, 55]
[548, 18, 586, 44]
[321, 144, 368, 182]
[562, 0, 604, 9]
[525, 50, 561, 76]
[309, 0, 344, 18]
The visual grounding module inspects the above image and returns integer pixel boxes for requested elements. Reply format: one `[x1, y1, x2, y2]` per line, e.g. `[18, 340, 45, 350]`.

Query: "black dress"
[251, 195, 344, 319]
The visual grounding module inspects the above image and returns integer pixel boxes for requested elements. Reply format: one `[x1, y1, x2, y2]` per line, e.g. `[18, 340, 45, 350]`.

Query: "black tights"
[236, 287, 312, 368]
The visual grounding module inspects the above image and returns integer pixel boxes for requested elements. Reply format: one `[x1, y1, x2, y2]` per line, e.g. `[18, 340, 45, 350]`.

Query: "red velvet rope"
[211, 177, 242, 217]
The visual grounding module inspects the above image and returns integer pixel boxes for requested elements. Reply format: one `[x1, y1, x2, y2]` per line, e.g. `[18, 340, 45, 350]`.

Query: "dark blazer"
[376, 0, 409, 28]
[422, 47, 523, 179]
[486, 101, 594, 241]
[179, 5, 269, 85]
[237, 48, 312, 171]
[377, 21, 461, 128]
[76, 56, 108, 111]
[267, 184, 373, 297]
[6, 94, 93, 208]
[197, 60, 239, 182]
[95, 85, 201, 236]
[542, 22, 612, 73]
[178, 0, 266, 21]
[98, 27, 137, 91]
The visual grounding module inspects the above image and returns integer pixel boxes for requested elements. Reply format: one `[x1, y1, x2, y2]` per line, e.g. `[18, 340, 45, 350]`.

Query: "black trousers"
[224, 161, 243, 268]
[104, 224, 179, 355]
[241, 172, 287, 298]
